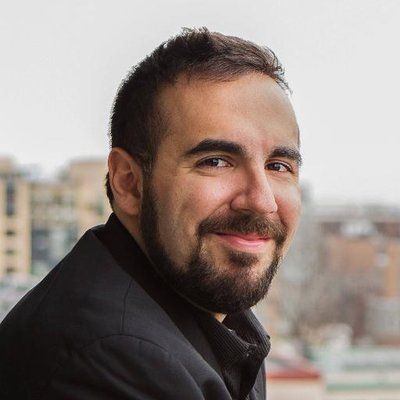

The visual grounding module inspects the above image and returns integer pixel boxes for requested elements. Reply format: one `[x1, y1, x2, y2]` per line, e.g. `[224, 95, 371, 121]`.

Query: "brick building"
[258, 199, 400, 345]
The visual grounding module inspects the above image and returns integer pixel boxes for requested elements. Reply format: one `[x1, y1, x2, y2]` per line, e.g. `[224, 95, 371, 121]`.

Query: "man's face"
[139, 73, 302, 314]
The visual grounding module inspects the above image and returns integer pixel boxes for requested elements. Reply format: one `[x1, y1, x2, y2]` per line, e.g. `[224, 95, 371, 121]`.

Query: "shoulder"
[0, 229, 228, 399]
[43, 334, 206, 399]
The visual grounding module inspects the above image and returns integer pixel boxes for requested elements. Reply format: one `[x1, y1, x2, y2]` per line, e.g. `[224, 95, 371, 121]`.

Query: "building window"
[5, 179, 16, 216]
[5, 229, 16, 236]
[5, 266, 16, 274]
[5, 249, 15, 256]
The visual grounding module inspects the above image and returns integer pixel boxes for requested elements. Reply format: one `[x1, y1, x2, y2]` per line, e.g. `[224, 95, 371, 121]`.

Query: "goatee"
[140, 182, 287, 314]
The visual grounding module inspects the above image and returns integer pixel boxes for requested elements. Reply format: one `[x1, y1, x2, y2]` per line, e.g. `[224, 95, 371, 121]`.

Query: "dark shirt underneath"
[94, 213, 270, 400]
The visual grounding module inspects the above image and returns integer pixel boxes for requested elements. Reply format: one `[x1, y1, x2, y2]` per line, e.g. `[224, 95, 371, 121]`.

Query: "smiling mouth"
[213, 232, 272, 253]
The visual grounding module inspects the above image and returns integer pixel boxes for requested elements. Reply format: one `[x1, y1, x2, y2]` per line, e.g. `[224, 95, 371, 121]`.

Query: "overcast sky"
[1, 0, 399, 205]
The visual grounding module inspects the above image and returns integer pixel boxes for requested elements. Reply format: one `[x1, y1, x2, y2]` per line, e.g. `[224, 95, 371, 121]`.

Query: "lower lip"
[214, 233, 271, 253]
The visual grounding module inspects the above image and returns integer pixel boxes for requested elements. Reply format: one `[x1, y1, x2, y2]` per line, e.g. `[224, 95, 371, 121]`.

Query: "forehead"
[156, 73, 299, 155]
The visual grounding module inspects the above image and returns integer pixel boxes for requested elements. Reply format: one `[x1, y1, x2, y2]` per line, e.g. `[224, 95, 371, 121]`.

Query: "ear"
[107, 148, 143, 216]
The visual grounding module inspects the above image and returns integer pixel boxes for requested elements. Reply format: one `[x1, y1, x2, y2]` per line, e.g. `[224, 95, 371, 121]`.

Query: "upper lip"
[215, 232, 270, 240]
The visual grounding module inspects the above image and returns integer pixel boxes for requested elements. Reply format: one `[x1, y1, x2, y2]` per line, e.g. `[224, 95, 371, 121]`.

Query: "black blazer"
[0, 224, 266, 399]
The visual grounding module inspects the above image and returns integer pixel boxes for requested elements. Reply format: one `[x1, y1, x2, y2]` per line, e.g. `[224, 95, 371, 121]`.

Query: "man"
[0, 28, 302, 399]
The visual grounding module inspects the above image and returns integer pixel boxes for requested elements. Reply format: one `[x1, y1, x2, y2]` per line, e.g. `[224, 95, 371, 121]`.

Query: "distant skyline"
[1, 0, 399, 205]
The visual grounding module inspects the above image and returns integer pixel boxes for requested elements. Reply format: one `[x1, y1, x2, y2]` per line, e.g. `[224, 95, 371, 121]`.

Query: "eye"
[197, 157, 232, 168]
[266, 162, 291, 172]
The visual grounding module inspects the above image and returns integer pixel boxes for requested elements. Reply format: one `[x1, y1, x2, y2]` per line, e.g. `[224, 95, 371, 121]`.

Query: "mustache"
[198, 212, 287, 247]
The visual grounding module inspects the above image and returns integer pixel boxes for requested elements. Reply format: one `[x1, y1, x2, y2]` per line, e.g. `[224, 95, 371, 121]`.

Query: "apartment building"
[0, 157, 111, 277]
[31, 158, 111, 274]
[0, 157, 31, 277]
[318, 205, 400, 343]
[66, 159, 110, 237]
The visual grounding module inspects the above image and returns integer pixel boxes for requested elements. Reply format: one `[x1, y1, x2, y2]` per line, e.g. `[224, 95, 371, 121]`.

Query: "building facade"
[0, 156, 111, 278]
[258, 198, 400, 345]
[0, 157, 31, 277]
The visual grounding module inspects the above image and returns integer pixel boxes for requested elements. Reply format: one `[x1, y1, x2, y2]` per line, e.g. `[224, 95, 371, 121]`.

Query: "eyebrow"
[269, 146, 303, 166]
[183, 139, 246, 158]
[183, 138, 302, 166]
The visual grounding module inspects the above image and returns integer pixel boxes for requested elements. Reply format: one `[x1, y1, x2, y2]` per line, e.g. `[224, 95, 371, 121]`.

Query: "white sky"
[1, 0, 399, 205]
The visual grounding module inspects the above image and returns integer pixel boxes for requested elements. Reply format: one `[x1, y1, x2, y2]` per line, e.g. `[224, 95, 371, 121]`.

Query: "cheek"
[181, 180, 232, 230]
[154, 178, 232, 265]
[156, 178, 231, 238]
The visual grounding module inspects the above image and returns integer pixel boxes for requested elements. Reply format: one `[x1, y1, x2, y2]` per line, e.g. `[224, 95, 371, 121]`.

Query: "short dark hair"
[106, 27, 289, 208]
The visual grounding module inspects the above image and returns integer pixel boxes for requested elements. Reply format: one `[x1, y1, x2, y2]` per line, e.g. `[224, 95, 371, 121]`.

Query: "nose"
[230, 168, 278, 215]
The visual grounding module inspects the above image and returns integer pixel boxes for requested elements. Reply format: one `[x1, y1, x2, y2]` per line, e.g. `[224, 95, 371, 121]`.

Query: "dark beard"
[140, 181, 287, 314]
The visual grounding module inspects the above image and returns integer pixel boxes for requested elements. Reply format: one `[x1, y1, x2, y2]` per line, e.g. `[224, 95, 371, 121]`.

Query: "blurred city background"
[1, 1, 400, 399]
[1, 156, 399, 400]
